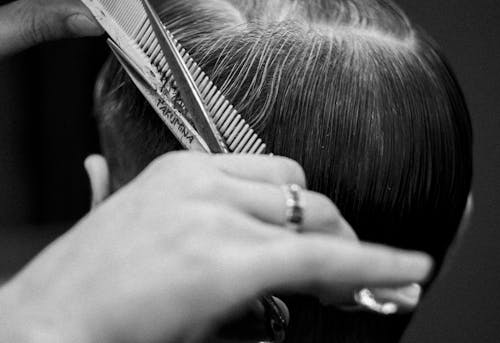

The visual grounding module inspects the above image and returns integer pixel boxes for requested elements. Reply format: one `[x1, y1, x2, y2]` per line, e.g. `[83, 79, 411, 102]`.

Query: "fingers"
[156, 152, 354, 238]
[149, 152, 306, 187]
[211, 154, 307, 187]
[368, 284, 422, 313]
[65, 11, 104, 37]
[211, 154, 349, 236]
[224, 179, 357, 239]
[249, 237, 433, 301]
[0, 1, 34, 58]
[0, 0, 103, 59]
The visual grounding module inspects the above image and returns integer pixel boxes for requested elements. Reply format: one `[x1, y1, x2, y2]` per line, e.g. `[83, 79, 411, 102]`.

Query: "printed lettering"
[153, 99, 195, 145]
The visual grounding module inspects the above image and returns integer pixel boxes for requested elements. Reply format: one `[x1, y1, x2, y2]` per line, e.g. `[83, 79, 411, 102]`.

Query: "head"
[89, 0, 473, 341]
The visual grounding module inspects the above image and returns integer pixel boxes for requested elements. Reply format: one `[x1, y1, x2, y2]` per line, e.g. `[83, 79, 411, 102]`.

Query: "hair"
[94, 0, 473, 342]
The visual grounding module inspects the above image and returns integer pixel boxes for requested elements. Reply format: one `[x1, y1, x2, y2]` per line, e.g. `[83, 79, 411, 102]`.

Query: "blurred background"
[0, 0, 498, 342]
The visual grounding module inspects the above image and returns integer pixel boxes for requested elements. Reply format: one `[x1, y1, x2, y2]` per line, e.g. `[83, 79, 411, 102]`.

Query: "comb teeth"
[83, 0, 266, 154]
[175, 42, 266, 154]
[97, 0, 147, 36]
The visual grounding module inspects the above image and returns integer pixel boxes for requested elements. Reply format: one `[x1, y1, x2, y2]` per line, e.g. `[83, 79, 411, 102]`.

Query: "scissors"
[106, 0, 285, 341]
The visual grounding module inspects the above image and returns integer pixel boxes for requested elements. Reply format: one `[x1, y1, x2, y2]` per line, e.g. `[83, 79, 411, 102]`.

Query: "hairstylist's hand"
[0, 0, 103, 58]
[0, 152, 432, 343]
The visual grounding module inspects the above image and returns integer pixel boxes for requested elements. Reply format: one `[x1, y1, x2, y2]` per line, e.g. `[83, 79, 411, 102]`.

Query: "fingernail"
[66, 14, 104, 37]
[399, 283, 422, 300]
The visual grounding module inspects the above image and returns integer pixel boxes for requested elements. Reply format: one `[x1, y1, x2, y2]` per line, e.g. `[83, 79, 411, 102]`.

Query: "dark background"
[0, 0, 498, 341]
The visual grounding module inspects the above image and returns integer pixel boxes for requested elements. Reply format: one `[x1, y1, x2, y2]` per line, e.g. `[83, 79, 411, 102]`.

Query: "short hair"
[94, 0, 473, 341]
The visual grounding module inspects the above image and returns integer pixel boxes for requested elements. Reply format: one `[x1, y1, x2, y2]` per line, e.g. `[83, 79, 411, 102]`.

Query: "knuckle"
[269, 158, 306, 185]
[20, 2, 68, 45]
[20, 4, 43, 45]
[310, 194, 343, 231]
[281, 158, 307, 186]
[191, 174, 222, 196]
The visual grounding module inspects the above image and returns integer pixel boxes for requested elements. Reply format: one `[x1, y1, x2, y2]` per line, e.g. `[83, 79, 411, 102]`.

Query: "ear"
[84, 154, 111, 209]
[458, 192, 474, 237]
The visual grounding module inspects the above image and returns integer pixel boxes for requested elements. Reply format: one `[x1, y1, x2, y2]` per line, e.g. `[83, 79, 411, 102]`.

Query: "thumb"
[26, 0, 104, 39]
[0, 0, 103, 58]
[65, 11, 104, 37]
[63, 0, 104, 37]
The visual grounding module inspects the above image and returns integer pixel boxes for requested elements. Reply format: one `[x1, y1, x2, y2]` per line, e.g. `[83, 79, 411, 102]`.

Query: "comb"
[107, 38, 211, 152]
[141, 0, 226, 154]
[82, 0, 267, 154]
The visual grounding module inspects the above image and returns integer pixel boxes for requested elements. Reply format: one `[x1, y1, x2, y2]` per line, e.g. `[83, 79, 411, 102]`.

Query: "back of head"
[94, 0, 473, 341]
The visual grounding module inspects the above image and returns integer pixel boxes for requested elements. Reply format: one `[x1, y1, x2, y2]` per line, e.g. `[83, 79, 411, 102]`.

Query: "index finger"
[247, 237, 433, 299]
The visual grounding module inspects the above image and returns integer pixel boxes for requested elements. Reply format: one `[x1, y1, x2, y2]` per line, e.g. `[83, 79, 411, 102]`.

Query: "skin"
[0, 0, 103, 59]
[0, 1, 460, 342]
[0, 153, 434, 343]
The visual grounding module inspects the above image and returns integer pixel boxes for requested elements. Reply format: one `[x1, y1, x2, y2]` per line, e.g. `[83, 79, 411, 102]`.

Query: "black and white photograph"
[0, 0, 498, 342]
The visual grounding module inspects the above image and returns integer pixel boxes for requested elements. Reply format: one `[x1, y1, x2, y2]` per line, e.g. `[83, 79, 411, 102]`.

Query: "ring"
[353, 288, 398, 315]
[281, 184, 305, 233]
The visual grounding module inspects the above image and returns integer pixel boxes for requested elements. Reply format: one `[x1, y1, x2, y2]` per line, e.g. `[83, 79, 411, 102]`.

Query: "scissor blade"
[140, 0, 227, 154]
[107, 39, 210, 153]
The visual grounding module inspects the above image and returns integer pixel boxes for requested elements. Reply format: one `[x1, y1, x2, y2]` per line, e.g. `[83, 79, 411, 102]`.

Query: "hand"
[0, 0, 103, 59]
[0, 152, 432, 343]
